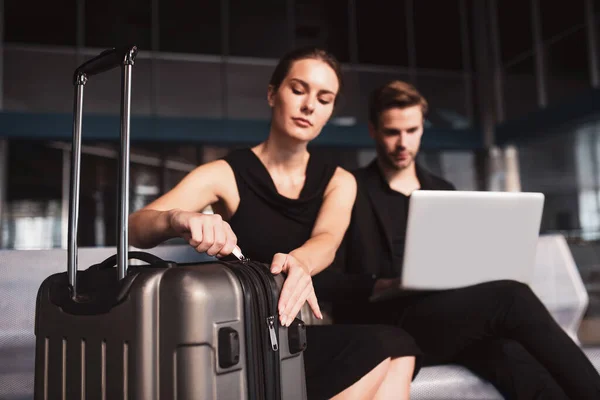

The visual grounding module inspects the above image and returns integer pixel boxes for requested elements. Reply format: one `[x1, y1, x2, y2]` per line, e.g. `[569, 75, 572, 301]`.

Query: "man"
[317, 80, 600, 399]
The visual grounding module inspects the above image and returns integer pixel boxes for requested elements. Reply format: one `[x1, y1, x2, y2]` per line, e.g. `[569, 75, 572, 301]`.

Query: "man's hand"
[271, 253, 323, 327]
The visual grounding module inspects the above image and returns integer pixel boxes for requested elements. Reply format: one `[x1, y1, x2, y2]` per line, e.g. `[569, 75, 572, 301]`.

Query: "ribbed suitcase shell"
[34, 262, 307, 399]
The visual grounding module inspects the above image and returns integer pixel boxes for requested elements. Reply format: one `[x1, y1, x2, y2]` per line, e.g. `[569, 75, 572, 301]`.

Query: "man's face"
[369, 105, 424, 171]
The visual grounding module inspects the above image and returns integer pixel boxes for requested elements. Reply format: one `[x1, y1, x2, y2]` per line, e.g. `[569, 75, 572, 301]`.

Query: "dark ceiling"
[4, 0, 598, 75]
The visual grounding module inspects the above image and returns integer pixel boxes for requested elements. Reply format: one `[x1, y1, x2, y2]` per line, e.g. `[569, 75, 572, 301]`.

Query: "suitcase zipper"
[223, 258, 283, 400]
[222, 261, 265, 400]
[267, 316, 278, 351]
[241, 259, 282, 400]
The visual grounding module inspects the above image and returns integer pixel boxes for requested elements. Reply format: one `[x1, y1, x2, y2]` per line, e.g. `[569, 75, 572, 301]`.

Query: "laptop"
[370, 190, 545, 302]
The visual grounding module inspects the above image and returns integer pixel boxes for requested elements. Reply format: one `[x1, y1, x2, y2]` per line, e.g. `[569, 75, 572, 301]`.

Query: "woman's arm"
[128, 159, 238, 256]
[270, 167, 357, 325]
[289, 167, 357, 275]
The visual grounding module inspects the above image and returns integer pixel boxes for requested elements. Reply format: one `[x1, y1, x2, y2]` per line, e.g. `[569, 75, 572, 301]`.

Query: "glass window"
[497, 0, 533, 64]
[159, 0, 222, 54]
[439, 151, 477, 190]
[229, 0, 290, 58]
[3, 141, 64, 249]
[503, 56, 538, 120]
[541, 0, 589, 104]
[517, 129, 581, 234]
[85, 0, 152, 50]
[416, 74, 470, 127]
[356, 0, 409, 66]
[319, 0, 351, 63]
[596, 0, 600, 61]
[3, 48, 77, 113]
[546, 27, 589, 105]
[596, 1, 600, 74]
[540, 0, 585, 41]
[291, 0, 350, 62]
[225, 63, 273, 119]
[414, 0, 463, 70]
[4, 0, 77, 46]
[355, 71, 413, 122]
[154, 59, 224, 118]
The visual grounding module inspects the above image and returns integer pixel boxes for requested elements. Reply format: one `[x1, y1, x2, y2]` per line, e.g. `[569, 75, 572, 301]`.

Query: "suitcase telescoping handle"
[68, 45, 138, 299]
[74, 46, 138, 81]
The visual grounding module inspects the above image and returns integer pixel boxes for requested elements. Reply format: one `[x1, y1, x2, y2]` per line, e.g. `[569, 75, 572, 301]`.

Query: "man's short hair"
[368, 80, 428, 127]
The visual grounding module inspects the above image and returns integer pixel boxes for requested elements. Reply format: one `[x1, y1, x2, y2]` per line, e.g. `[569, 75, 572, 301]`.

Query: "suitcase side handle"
[91, 251, 177, 270]
[68, 45, 138, 299]
[73, 45, 138, 82]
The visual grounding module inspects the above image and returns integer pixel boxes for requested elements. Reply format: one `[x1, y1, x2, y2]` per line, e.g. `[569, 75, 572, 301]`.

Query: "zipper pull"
[232, 246, 248, 264]
[267, 316, 279, 351]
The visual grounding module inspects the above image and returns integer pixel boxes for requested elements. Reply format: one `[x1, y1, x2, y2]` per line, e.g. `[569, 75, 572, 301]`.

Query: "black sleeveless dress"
[223, 148, 422, 400]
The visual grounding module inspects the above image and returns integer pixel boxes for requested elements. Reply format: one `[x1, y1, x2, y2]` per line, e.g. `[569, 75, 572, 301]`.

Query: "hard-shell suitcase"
[33, 45, 308, 400]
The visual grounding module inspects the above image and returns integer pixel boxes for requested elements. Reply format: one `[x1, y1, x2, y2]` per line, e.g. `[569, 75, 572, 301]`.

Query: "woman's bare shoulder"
[325, 166, 357, 196]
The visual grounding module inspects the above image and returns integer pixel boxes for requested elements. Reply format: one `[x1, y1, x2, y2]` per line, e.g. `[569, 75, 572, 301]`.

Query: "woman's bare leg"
[331, 357, 391, 400]
[373, 356, 415, 400]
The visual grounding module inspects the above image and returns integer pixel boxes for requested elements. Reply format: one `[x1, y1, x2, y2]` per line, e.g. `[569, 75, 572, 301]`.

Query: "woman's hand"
[169, 210, 238, 257]
[270, 253, 323, 327]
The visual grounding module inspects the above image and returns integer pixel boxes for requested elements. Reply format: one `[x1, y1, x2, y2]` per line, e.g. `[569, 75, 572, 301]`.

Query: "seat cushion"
[411, 347, 600, 399]
[412, 364, 502, 399]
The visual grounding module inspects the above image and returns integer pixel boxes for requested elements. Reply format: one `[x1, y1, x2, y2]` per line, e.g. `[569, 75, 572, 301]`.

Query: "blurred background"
[1, 1, 600, 398]
[1, 0, 600, 339]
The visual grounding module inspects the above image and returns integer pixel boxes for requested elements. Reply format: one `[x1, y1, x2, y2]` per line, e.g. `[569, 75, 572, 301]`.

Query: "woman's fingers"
[282, 267, 310, 318]
[194, 219, 213, 253]
[306, 291, 323, 320]
[182, 214, 236, 257]
[283, 282, 316, 326]
[275, 255, 322, 326]
[206, 219, 226, 256]
[271, 253, 287, 274]
[219, 222, 238, 257]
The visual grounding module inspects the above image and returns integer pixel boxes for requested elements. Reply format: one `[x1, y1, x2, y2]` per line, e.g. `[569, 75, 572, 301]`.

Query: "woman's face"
[268, 58, 339, 143]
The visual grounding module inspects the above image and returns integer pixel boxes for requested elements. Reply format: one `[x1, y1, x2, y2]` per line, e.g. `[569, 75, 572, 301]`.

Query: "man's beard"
[391, 154, 413, 170]
[379, 150, 413, 171]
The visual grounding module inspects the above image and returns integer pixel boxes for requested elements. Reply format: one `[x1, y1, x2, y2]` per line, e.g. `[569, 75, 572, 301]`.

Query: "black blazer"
[313, 160, 455, 304]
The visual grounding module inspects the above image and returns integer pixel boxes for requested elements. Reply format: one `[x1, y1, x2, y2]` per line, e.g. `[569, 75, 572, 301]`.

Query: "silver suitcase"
[33, 45, 308, 400]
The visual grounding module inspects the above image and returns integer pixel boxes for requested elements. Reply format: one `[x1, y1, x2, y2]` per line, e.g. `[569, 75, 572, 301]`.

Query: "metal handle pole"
[117, 61, 134, 281]
[68, 74, 87, 298]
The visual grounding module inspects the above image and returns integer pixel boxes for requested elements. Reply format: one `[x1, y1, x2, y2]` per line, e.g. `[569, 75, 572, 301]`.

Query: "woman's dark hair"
[269, 47, 343, 102]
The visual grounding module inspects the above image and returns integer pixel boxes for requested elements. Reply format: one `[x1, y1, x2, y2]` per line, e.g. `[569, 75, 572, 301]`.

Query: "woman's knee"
[389, 355, 416, 374]
[374, 357, 415, 400]
[363, 357, 392, 386]
[372, 325, 419, 350]
[334, 357, 391, 399]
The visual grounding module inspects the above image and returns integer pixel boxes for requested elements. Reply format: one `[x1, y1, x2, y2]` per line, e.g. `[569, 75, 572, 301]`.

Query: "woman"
[129, 47, 421, 399]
